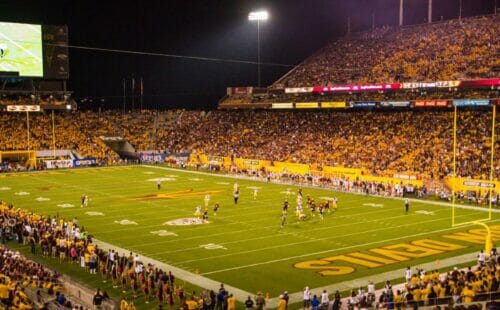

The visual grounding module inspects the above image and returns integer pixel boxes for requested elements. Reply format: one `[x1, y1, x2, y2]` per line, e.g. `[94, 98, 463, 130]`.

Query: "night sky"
[0, 0, 497, 109]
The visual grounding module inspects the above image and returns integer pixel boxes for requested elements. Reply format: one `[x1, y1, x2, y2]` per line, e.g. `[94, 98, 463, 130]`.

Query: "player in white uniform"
[204, 194, 210, 207]
[194, 206, 202, 218]
[233, 183, 240, 204]
[405, 266, 412, 282]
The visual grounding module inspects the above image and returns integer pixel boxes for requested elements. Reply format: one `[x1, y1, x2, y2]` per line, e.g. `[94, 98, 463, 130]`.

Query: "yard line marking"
[148, 208, 453, 255]
[181, 212, 481, 265]
[105, 196, 452, 246]
[143, 165, 499, 213]
[16, 168, 482, 255]
[201, 218, 500, 275]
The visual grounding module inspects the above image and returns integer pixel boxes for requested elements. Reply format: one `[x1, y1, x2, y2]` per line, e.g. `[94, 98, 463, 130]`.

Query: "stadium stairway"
[99, 136, 137, 159]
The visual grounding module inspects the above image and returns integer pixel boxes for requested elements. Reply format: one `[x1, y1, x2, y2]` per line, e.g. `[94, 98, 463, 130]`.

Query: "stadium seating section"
[273, 15, 499, 88]
[0, 110, 498, 184]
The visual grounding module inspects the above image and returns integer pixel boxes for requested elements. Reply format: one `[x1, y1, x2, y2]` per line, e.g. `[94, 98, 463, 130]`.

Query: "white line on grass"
[149, 208, 454, 255]
[143, 165, 499, 213]
[201, 218, 500, 275]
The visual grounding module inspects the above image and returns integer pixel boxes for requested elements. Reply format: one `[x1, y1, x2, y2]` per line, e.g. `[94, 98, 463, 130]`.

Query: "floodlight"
[248, 11, 269, 21]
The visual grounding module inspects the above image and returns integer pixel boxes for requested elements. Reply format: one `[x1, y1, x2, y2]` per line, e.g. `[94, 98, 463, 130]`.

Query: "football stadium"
[0, 1, 499, 309]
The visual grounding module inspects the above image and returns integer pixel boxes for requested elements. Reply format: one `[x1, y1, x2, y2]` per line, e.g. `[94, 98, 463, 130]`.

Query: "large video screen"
[0, 22, 43, 77]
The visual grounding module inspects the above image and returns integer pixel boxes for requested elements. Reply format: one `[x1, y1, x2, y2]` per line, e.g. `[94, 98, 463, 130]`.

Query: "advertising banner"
[393, 173, 418, 180]
[349, 101, 378, 108]
[402, 81, 460, 89]
[380, 101, 410, 107]
[321, 102, 346, 108]
[44, 159, 73, 169]
[170, 153, 191, 164]
[413, 100, 449, 107]
[6, 105, 41, 112]
[313, 83, 401, 93]
[295, 102, 319, 109]
[207, 156, 224, 163]
[453, 99, 491, 107]
[73, 158, 97, 167]
[139, 153, 167, 163]
[460, 78, 500, 88]
[445, 177, 499, 192]
[271, 103, 293, 109]
[463, 180, 495, 188]
[284, 87, 313, 94]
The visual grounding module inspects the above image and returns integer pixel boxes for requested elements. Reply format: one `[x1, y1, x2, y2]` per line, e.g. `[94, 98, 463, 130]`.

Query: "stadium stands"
[0, 109, 498, 185]
[273, 15, 499, 88]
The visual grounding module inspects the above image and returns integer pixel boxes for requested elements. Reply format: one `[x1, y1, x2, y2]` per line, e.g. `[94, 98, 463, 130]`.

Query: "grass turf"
[0, 165, 496, 300]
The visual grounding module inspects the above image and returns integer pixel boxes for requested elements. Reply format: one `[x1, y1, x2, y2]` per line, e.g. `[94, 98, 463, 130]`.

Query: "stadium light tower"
[248, 10, 268, 87]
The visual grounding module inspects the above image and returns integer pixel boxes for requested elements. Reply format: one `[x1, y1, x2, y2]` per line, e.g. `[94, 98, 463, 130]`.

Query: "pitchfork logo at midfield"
[131, 189, 225, 200]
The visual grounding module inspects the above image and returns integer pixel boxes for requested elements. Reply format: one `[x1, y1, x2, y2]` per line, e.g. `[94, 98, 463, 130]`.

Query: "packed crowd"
[0, 200, 247, 309]
[297, 256, 499, 310]
[165, 109, 499, 182]
[0, 109, 498, 184]
[0, 111, 120, 164]
[273, 15, 499, 88]
[0, 245, 64, 309]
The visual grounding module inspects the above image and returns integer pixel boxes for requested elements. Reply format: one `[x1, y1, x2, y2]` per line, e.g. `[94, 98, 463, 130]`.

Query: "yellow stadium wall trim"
[445, 177, 499, 194]
[189, 153, 423, 186]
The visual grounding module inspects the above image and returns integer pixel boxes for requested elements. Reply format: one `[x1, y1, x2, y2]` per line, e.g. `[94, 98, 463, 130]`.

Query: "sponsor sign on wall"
[295, 102, 319, 109]
[7, 105, 41, 112]
[139, 153, 167, 163]
[44, 159, 73, 169]
[453, 99, 490, 107]
[321, 102, 346, 108]
[271, 103, 293, 109]
[73, 158, 97, 167]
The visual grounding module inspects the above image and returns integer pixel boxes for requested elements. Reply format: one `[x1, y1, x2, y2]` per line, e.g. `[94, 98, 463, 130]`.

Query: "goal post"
[0, 150, 37, 168]
[451, 104, 496, 253]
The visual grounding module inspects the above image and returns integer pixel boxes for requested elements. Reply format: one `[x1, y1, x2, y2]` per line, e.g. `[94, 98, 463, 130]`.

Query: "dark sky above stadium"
[1, 0, 496, 109]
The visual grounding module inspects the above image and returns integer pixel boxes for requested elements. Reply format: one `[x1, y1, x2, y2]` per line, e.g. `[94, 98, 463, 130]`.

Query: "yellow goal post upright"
[451, 104, 496, 254]
[0, 150, 37, 169]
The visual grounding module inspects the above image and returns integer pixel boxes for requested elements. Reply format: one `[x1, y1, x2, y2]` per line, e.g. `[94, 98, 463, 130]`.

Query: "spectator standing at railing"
[92, 288, 103, 309]
[303, 286, 311, 309]
[255, 292, 265, 310]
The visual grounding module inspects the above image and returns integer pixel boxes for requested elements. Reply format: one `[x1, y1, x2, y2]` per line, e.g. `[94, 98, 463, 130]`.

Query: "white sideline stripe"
[200, 219, 499, 275]
[142, 165, 500, 213]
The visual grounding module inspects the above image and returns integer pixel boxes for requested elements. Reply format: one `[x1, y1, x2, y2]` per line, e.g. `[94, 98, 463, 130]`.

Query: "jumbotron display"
[0, 21, 43, 77]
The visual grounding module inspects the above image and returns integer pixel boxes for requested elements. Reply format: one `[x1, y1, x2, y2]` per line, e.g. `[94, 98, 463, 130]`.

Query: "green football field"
[0, 165, 498, 300]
